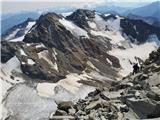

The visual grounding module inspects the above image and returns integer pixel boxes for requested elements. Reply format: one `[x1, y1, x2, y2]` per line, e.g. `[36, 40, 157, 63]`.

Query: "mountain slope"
[52, 47, 160, 119]
[127, 14, 160, 28]
[2, 18, 36, 41]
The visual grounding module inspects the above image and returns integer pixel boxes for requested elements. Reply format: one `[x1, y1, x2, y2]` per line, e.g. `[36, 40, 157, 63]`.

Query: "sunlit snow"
[109, 41, 159, 76]
[59, 18, 89, 38]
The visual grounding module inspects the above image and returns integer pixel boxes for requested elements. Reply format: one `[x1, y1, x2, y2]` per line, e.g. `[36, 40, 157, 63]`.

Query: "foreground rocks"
[50, 92, 122, 120]
[51, 48, 160, 120]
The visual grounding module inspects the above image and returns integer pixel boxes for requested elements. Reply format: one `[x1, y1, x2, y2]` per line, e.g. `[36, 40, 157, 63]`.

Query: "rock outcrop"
[51, 48, 160, 119]
[120, 18, 160, 43]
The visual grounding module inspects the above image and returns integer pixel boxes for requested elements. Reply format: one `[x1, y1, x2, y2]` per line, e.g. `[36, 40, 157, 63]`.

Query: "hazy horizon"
[1, 0, 160, 14]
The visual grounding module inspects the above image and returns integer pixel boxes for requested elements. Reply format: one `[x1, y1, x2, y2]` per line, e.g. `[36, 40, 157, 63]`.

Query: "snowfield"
[37, 73, 95, 103]
[4, 84, 57, 120]
[1, 72, 95, 120]
[59, 18, 89, 38]
[0, 55, 96, 119]
[4, 29, 20, 40]
[61, 12, 73, 17]
[90, 14, 126, 46]
[8, 21, 35, 42]
[109, 41, 159, 76]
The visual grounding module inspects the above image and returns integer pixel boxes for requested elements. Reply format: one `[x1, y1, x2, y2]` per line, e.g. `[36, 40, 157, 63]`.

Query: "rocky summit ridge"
[51, 48, 160, 120]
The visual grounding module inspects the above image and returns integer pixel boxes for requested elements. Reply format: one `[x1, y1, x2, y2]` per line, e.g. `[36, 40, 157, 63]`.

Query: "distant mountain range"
[1, 1, 160, 35]
[1, 11, 40, 34]
[126, 1, 160, 20]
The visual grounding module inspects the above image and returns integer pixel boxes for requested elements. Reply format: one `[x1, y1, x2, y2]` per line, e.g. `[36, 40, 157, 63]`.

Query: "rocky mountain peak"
[38, 12, 62, 24]
[101, 14, 117, 21]
[26, 17, 35, 22]
[66, 9, 95, 29]
[23, 12, 75, 49]
[120, 18, 160, 43]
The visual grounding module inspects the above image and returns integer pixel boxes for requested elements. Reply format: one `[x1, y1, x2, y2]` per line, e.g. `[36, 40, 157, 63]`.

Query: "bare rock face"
[120, 19, 160, 43]
[66, 9, 95, 30]
[58, 101, 74, 112]
[1, 41, 17, 63]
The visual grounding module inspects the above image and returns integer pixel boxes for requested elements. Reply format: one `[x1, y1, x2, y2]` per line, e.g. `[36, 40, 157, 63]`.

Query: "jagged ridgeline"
[2, 9, 160, 81]
[1, 9, 160, 120]
[52, 48, 160, 119]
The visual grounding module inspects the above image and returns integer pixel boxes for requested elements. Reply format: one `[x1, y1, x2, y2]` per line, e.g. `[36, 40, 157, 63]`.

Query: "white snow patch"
[104, 14, 110, 17]
[35, 43, 45, 48]
[0, 56, 25, 118]
[61, 12, 73, 17]
[52, 48, 57, 61]
[109, 42, 159, 76]
[37, 73, 95, 103]
[1, 56, 22, 76]
[37, 83, 57, 98]
[20, 49, 27, 56]
[106, 58, 112, 65]
[106, 17, 121, 31]
[26, 21, 36, 30]
[5, 29, 20, 40]
[38, 50, 58, 71]
[88, 21, 97, 29]
[90, 30, 125, 46]
[27, 59, 35, 65]
[53, 62, 58, 72]
[26, 43, 32, 46]
[52, 48, 58, 71]
[115, 15, 124, 19]
[59, 18, 89, 38]
[4, 84, 57, 120]
[91, 14, 126, 46]
[94, 14, 107, 30]
[9, 21, 35, 42]
[89, 71, 114, 82]
[38, 50, 53, 65]
[9, 36, 24, 42]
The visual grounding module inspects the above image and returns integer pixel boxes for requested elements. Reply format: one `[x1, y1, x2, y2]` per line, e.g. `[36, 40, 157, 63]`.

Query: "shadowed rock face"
[145, 48, 160, 65]
[66, 9, 95, 30]
[120, 19, 160, 43]
[2, 12, 120, 81]
[1, 41, 16, 63]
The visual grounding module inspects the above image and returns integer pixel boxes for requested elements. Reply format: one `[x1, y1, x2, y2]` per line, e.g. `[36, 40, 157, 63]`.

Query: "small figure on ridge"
[133, 63, 139, 75]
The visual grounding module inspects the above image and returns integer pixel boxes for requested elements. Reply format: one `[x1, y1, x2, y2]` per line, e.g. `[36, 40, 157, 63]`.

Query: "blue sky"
[2, 0, 160, 13]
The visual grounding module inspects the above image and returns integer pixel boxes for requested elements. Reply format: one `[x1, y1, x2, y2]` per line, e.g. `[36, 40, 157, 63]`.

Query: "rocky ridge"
[2, 18, 35, 41]
[51, 48, 160, 119]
